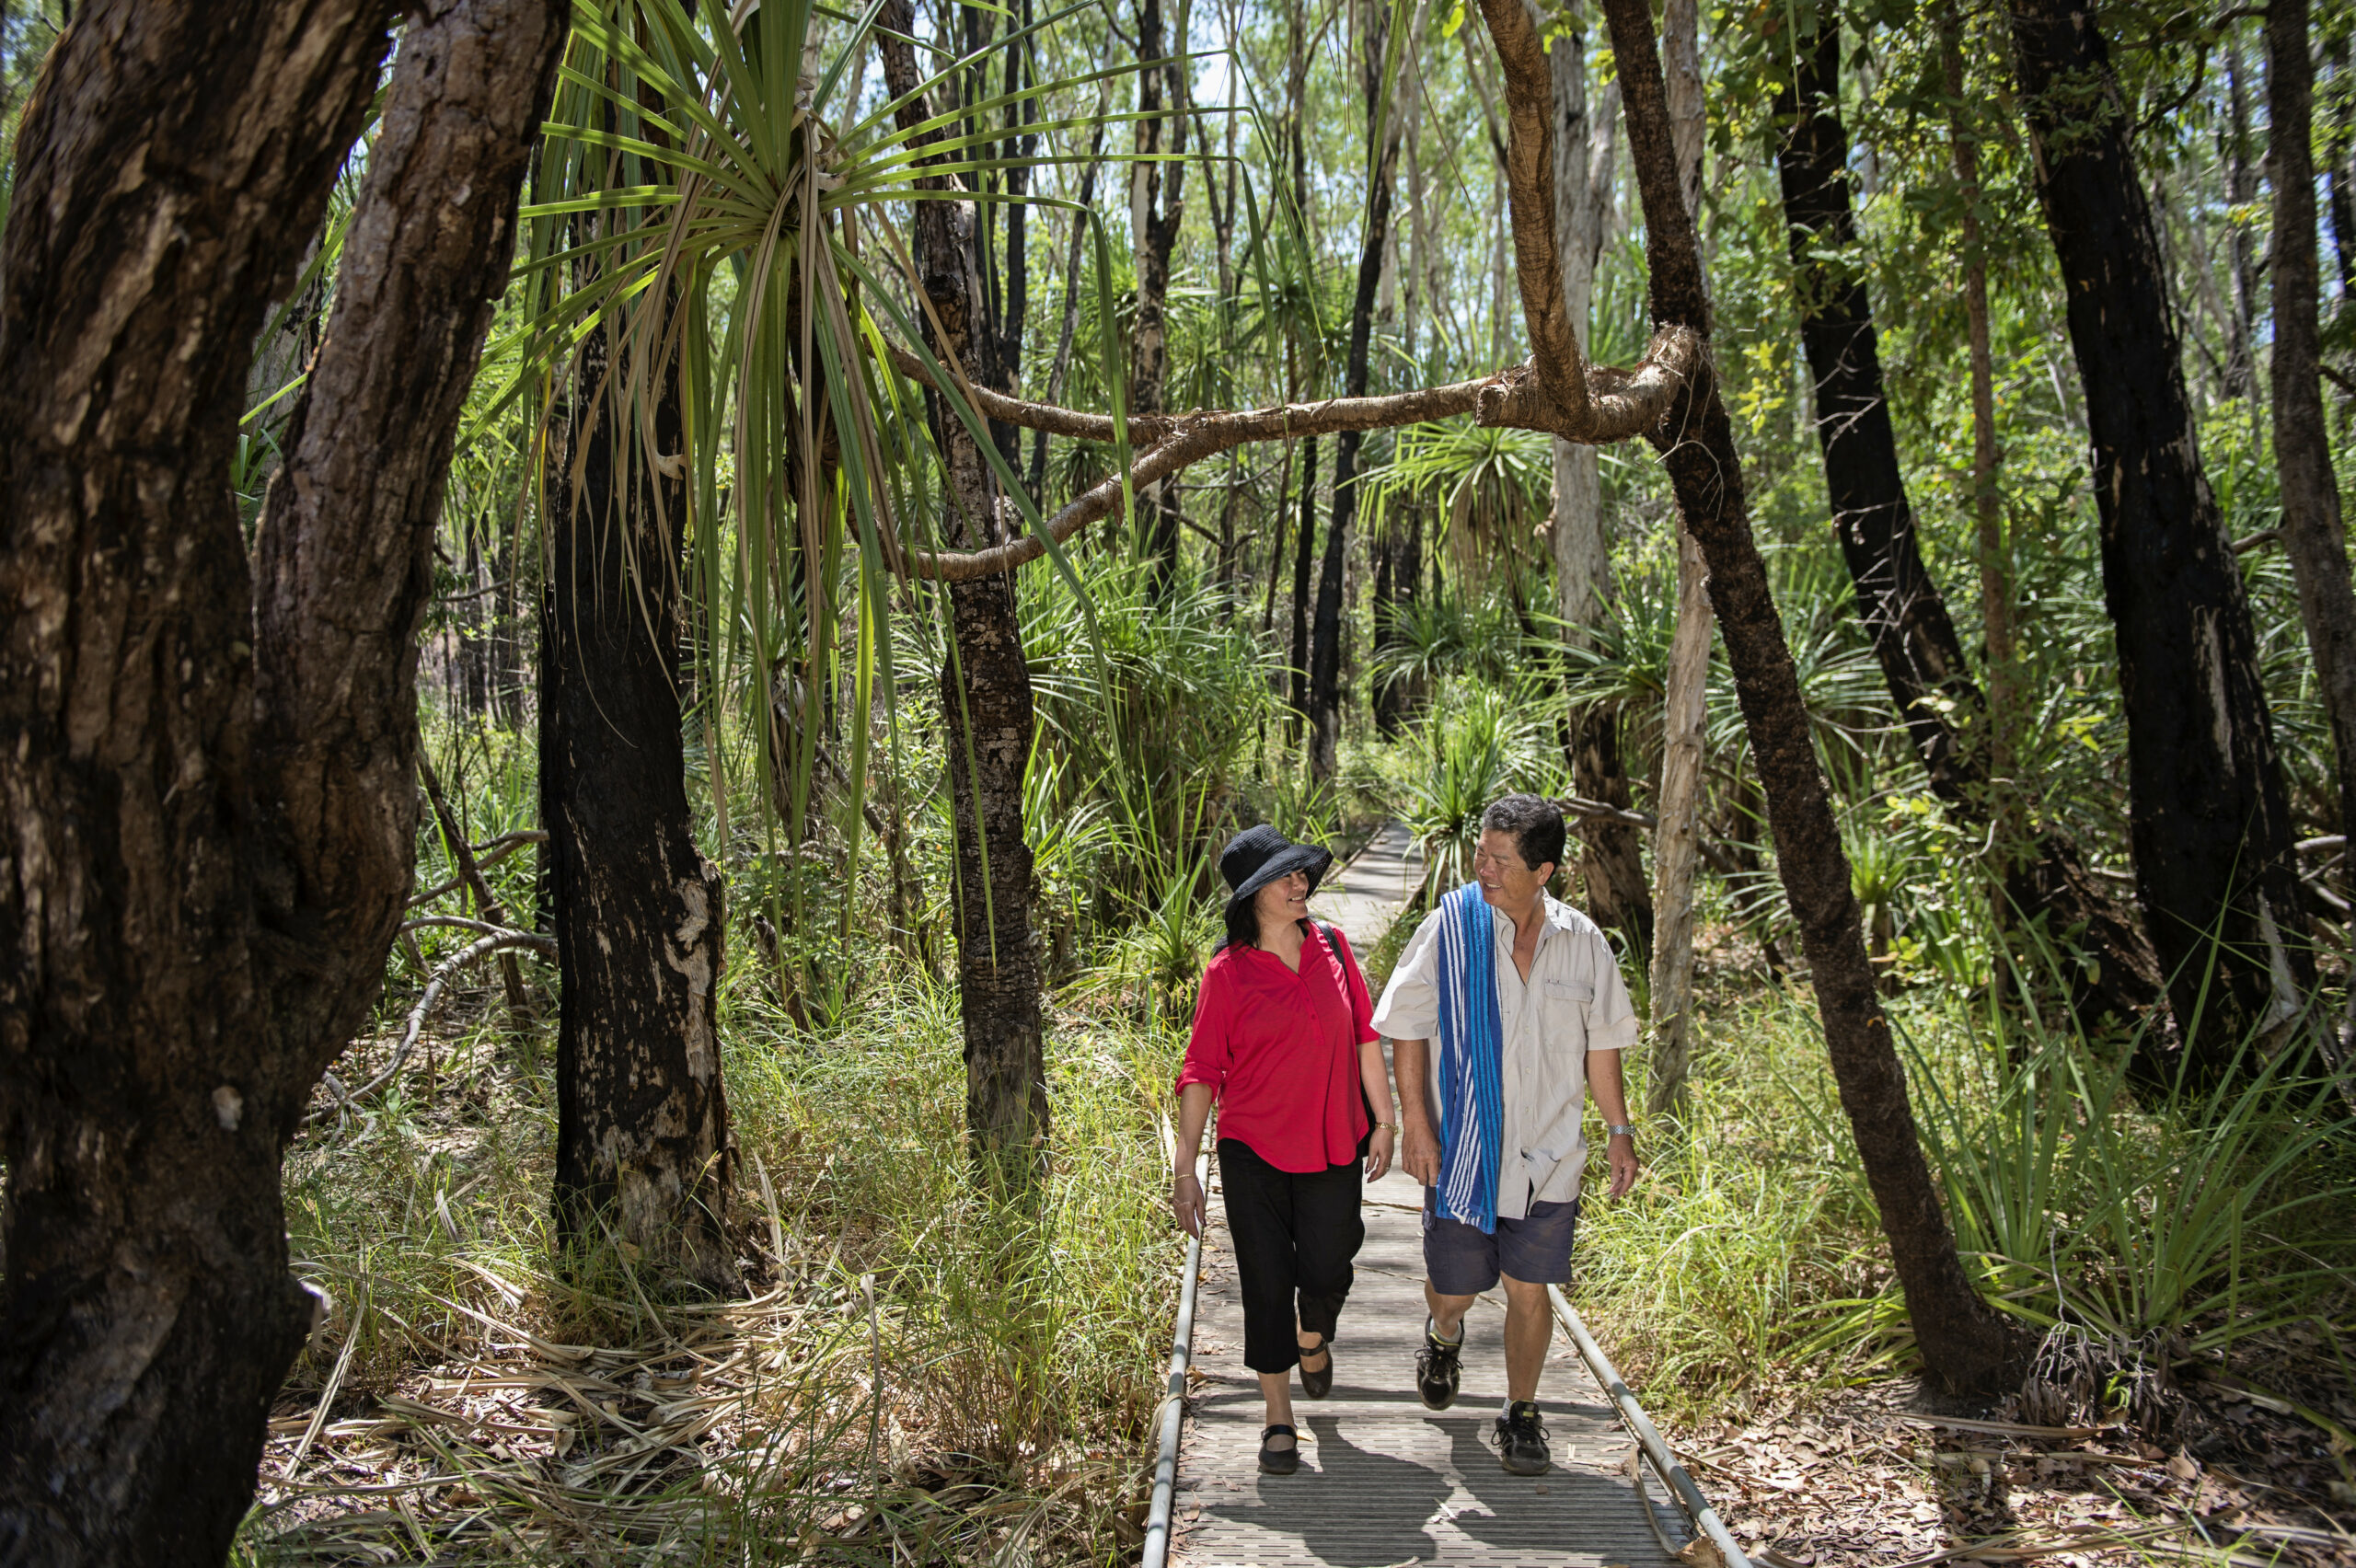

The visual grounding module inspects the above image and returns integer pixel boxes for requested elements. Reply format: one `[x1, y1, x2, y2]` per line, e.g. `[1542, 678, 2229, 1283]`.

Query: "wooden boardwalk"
[1170, 829, 1686, 1567]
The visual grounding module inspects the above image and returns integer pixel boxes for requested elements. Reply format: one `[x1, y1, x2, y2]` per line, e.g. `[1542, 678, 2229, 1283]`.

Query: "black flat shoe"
[1297, 1337, 1334, 1400]
[1259, 1423, 1299, 1475]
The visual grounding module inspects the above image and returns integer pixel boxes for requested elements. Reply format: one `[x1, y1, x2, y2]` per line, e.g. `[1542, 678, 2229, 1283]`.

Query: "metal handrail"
[1139, 1227, 1205, 1568]
[1549, 1284, 1752, 1568]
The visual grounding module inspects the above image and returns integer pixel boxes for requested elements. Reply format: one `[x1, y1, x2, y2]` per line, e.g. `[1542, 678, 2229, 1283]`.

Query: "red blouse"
[1178, 923, 1378, 1173]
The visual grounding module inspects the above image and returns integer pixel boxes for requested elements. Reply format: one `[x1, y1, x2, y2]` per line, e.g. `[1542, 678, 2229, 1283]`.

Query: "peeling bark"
[1646, 0, 1710, 1113]
[0, 0, 565, 1554]
[1647, 525, 1711, 1114]
[544, 318, 734, 1287]
[1547, 13, 1652, 963]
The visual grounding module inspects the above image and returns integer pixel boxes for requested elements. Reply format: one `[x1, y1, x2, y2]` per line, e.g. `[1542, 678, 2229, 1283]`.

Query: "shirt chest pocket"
[1539, 978, 1593, 1048]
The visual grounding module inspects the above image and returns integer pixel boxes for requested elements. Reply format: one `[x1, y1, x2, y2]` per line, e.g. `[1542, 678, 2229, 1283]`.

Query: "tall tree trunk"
[545, 11, 735, 1286]
[1370, 6, 1425, 738]
[1311, 0, 1407, 781]
[1132, 0, 1188, 575]
[2010, 0, 2316, 1067]
[1553, 0, 2021, 1393]
[2265, 0, 2356, 1052]
[1940, 9, 2014, 835]
[999, 1, 1036, 485]
[1774, 21, 1978, 795]
[1263, 439, 1295, 637]
[2327, 53, 2356, 298]
[1647, 524, 1710, 1114]
[1289, 433, 1320, 737]
[1639, 0, 1715, 1111]
[2222, 40, 2261, 404]
[1779, 6, 2162, 1038]
[1028, 121, 1102, 500]
[0, 0, 563, 1554]
[882, 0, 1047, 1172]
[1645, 0, 1710, 1113]
[543, 319, 733, 1286]
[1547, 11, 1652, 963]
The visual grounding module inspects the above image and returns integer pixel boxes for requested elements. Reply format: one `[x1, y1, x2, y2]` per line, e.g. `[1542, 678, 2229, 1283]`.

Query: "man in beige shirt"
[1371, 793, 1641, 1476]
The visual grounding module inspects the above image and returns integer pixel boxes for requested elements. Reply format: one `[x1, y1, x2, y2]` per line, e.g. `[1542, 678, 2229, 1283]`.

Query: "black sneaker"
[1415, 1319, 1462, 1411]
[1493, 1401, 1550, 1475]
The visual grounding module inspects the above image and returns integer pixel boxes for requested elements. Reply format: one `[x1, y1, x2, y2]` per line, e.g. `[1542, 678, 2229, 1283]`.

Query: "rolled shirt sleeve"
[1369, 907, 1446, 1041]
[1176, 961, 1236, 1095]
[1581, 925, 1640, 1054]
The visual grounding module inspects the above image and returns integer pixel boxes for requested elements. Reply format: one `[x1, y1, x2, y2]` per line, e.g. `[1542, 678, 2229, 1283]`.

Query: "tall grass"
[247, 952, 1186, 1564]
[1567, 974, 2356, 1422]
[1572, 986, 1898, 1414]
[1901, 1003, 2356, 1354]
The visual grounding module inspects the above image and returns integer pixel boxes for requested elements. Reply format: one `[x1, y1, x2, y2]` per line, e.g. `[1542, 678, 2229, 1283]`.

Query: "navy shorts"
[1423, 1193, 1581, 1295]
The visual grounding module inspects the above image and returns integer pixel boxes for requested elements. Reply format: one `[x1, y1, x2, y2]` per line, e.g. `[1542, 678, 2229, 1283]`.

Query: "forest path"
[1168, 828, 1683, 1567]
[1312, 821, 1424, 951]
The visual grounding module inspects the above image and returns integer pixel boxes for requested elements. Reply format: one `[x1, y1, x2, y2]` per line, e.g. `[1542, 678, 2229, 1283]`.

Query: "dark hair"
[1481, 792, 1565, 875]
[1221, 901, 1314, 952]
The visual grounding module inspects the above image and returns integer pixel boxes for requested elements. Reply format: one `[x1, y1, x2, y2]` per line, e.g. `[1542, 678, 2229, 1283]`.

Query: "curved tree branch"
[1475, 0, 1591, 427]
[907, 379, 1494, 579]
[898, 322, 1703, 581]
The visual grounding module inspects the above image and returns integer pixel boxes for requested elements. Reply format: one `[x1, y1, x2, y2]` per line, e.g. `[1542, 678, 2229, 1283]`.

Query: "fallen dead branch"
[303, 929, 554, 1127]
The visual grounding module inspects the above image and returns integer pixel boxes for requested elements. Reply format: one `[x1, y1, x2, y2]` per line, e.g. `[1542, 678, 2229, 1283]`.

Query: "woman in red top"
[1171, 826, 1397, 1476]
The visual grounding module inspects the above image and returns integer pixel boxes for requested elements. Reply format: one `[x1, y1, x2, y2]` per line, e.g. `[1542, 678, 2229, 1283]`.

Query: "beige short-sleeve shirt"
[1371, 893, 1638, 1216]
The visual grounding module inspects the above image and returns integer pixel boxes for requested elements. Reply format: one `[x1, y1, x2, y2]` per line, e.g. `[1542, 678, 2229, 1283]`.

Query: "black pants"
[1218, 1138, 1365, 1375]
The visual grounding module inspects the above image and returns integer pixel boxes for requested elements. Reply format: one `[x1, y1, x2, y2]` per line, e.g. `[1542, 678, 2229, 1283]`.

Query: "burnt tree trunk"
[1776, 10, 2161, 1036]
[1569, 0, 2022, 1393]
[1773, 24, 1979, 796]
[1311, 9, 1403, 780]
[0, 0, 563, 1555]
[543, 319, 733, 1286]
[2264, 0, 2356, 1050]
[2011, 0, 2316, 1066]
[999, 3, 1036, 487]
[1132, 0, 1188, 575]
[1288, 433, 1320, 738]
[883, 0, 1047, 1173]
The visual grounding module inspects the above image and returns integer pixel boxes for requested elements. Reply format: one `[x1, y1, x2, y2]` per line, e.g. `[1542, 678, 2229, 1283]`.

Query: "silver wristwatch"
[1604, 1123, 1637, 1138]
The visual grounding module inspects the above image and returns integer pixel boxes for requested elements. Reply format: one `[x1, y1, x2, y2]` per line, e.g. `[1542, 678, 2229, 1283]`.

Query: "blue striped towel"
[1433, 883, 1505, 1234]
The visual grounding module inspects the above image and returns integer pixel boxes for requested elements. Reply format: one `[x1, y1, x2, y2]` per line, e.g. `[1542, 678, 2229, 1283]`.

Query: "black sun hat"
[1218, 824, 1334, 917]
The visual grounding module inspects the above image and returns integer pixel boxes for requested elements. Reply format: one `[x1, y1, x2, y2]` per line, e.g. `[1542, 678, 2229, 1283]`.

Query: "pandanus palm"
[502, 0, 1151, 1180]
